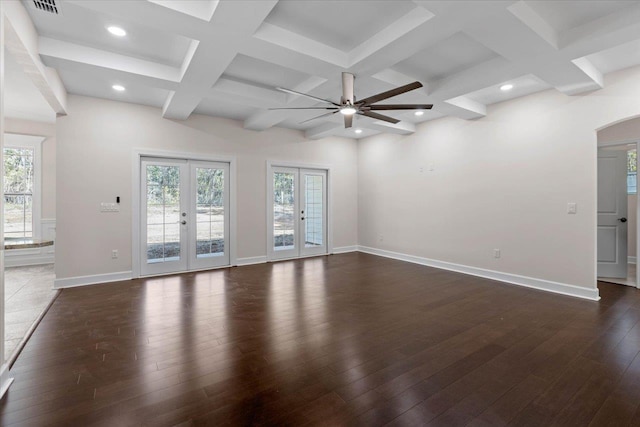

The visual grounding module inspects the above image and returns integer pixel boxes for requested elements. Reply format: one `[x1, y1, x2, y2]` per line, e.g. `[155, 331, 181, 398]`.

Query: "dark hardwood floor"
[1, 252, 639, 426]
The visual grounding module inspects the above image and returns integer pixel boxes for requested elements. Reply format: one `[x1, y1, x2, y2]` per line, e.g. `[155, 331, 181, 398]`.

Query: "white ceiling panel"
[16, 0, 640, 139]
[24, 0, 193, 67]
[222, 54, 310, 90]
[465, 75, 551, 106]
[526, 1, 637, 33]
[264, 0, 416, 51]
[392, 32, 499, 81]
[54, 66, 171, 108]
[194, 98, 260, 122]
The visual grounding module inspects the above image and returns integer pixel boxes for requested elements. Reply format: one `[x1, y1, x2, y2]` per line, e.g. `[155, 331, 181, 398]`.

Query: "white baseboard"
[5, 248, 54, 267]
[236, 256, 267, 266]
[629, 256, 636, 264]
[54, 271, 132, 289]
[332, 245, 358, 254]
[357, 246, 600, 301]
[0, 362, 14, 400]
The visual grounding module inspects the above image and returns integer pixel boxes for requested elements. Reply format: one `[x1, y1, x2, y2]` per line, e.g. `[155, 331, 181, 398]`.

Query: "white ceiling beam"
[38, 37, 181, 86]
[571, 57, 603, 91]
[465, 8, 602, 95]
[560, 2, 640, 59]
[162, 0, 278, 120]
[146, 0, 219, 22]
[253, 22, 348, 68]
[304, 122, 343, 140]
[4, 0, 66, 115]
[348, 6, 434, 67]
[240, 36, 343, 79]
[243, 76, 329, 131]
[208, 78, 286, 109]
[364, 118, 416, 135]
[430, 57, 524, 100]
[508, 1, 558, 49]
[442, 96, 486, 120]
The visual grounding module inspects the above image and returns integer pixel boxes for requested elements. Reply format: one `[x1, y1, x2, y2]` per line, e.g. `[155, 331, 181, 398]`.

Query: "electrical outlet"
[378, 234, 384, 242]
[494, 249, 501, 259]
[112, 250, 118, 259]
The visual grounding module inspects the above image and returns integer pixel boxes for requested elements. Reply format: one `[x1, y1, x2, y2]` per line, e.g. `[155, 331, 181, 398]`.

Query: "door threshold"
[268, 253, 329, 263]
[137, 264, 232, 279]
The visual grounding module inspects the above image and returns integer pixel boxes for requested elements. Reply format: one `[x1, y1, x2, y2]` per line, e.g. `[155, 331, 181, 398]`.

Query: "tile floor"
[4, 264, 57, 359]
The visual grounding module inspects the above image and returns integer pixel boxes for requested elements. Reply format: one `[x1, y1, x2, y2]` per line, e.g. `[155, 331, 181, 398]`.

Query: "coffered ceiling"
[16, 0, 640, 139]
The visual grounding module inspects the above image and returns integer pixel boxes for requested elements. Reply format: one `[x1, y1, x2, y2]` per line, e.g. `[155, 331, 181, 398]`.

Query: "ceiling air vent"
[32, 0, 60, 14]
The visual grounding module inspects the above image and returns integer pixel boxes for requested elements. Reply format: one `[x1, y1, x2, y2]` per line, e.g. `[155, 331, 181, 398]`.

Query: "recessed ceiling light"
[355, 129, 363, 134]
[112, 84, 126, 92]
[500, 84, 514, 91]
[107, 26, 127, 37]
[414, 111, 424, 116]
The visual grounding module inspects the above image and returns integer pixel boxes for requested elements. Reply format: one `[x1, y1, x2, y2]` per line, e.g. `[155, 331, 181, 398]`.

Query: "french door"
[141, 157, 230, 276]
[269, 166, 327, 260]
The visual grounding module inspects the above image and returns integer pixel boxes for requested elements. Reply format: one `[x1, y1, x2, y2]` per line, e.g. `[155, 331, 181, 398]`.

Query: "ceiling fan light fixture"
[355, 129, 363, 134]
[112, 84, 126, 92]
[340, 106, 357, 116]
[414, 111, 424, 116]
[500, 84, 513, 91]
[107, 26, 127, 37]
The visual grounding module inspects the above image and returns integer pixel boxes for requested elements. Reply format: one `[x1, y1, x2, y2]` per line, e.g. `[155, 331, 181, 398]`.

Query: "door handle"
[619, 217, 628, 223]
[180, 220, 187, 225]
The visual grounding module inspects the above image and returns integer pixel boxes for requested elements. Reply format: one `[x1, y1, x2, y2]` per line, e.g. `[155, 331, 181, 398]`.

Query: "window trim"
[4, 134, 44, 240]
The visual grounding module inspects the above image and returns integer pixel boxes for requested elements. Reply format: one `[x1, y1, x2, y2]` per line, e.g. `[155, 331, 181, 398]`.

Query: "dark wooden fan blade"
[360, 111, 400, 124]
[368, 104, 433, 110]
[269, 107, 338, 110]
[344, 114, 353, 128]
[300, 110, 339, 124]
[357, 82, 423, 106]
[276, 87, 339, 106]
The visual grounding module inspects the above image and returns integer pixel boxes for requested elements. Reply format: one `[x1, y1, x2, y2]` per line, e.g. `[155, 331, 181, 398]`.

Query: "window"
[3, 135, 43, 240]
[628, 149, 637, 195]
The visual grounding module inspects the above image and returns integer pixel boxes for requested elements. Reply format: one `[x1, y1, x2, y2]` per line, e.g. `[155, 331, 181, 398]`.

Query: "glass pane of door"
[300, 169, 327, 257]
[273, 171, 296, 251]
[146, 164, 181, 263]
[196, 167, 224, 258]
[189, 161, 230, 270]
[141, 159, 188, 276]
[304, 174, 323, 248]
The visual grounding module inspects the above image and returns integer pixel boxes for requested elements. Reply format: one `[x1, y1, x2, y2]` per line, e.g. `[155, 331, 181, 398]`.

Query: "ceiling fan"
[270, 72, 433, 128]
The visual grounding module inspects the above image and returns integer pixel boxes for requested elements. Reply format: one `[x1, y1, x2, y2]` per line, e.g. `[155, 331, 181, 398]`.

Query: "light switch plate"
[567, 202, 577, 214]
[101, 202, 119, 212]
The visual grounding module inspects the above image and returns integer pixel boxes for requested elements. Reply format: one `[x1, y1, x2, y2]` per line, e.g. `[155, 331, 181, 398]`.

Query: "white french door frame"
[266, 160, 333, 261]
[597, 139, 640, 289]
[132, 149, 237, 278]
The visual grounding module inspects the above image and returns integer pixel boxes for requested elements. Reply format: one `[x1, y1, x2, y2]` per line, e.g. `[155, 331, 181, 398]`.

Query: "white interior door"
[269, 166, 328, 260]
[141, 157, 230, 276]
[598, 150, 628, 278]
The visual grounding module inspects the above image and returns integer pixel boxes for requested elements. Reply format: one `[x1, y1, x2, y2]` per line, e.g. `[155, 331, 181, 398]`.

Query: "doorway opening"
[267, 164, 329, 261]
[597, 142, 639, 288]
